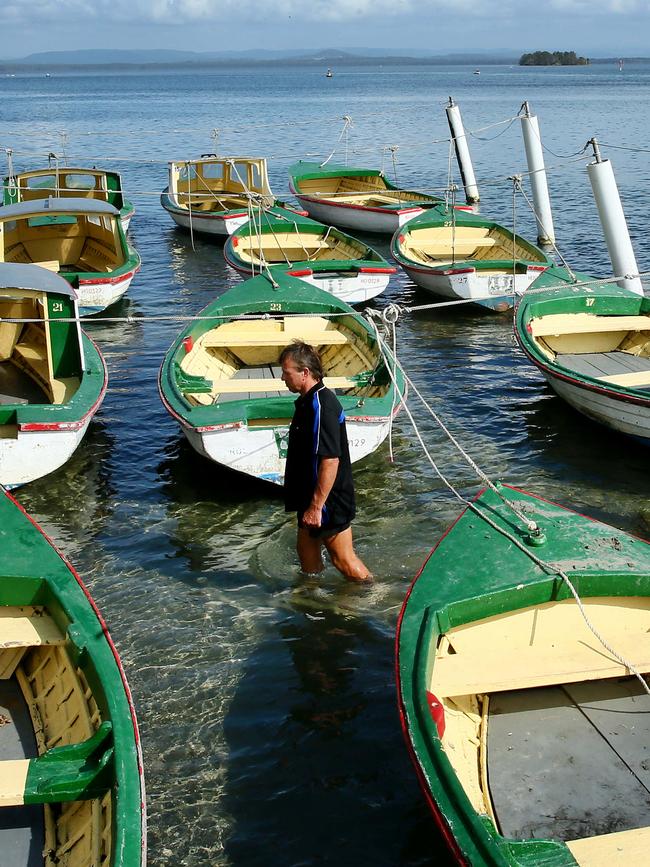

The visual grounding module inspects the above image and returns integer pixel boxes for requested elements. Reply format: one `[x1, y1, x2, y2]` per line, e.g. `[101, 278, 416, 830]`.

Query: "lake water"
[3, 61, 650, 866]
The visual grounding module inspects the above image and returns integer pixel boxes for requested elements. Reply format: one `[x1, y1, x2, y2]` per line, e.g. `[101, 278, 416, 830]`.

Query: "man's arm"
[301, 457, 339, 528]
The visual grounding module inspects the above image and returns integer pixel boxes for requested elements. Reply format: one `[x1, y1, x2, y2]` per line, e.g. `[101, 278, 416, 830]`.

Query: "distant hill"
[1, 47, 519, 68]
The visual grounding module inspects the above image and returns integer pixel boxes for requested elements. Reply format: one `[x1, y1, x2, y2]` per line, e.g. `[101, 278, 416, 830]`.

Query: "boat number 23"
[269, 303, 282, 311]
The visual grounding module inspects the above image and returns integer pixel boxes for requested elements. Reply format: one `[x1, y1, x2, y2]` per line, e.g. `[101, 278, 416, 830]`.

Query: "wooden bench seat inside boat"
[531, 313, 650, 338]
[431, 597, 650, 698]
[413, 237, 496, 251]
[202, 329, 350, 348]
[211, 375, 358, 395]
[184, 194, 247, 211]
[0, 606, 65, 681]
[337, 177, 385, 193]
[76, 240, 118, 273]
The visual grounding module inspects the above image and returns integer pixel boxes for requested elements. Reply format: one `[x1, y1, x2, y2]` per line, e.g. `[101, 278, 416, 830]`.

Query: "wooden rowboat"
[0, 485, 145, 865]
[158, 271, 404, 484]
[391, 205, 551, 312]
[160, 155, 304, 237]
[0, 263, 107, 488]
[288, 160, 445, 235]
[397, 483, 650, 865]
[224, 210, 395, 305]
[516, 266, 650, 443]
[3, 165, 135, 233]
[0, 198, 140, 315]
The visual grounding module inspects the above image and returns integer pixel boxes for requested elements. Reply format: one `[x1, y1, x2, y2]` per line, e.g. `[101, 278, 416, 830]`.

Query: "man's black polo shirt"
[284, 381, 355, 528]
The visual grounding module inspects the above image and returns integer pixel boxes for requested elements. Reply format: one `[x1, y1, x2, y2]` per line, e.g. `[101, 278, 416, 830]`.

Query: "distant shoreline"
[1, 55, 646, 74]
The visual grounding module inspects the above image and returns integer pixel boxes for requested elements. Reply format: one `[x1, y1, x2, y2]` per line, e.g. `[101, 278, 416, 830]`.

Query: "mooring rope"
[364, 304, 650, 695]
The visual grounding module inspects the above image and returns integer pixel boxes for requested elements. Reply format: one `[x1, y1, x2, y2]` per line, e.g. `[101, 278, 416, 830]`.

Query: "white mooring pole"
[445, 97, 479, 204]
[586, 138, 643, 296]
[520, 102, 555, 246]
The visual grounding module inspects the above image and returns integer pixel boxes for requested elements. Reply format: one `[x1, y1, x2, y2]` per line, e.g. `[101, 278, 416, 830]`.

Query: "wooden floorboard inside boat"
[0, 678, 44, 867]
[219, 365, 285, 402]
[487, 677, 650, 842]
[0, 362, 47, 405]
[557, 350, 650, 379]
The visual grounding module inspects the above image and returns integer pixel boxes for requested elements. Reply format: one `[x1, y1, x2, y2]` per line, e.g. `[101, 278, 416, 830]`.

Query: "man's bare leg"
[323, 527, 372, 583]
[297, 528, 325, 575]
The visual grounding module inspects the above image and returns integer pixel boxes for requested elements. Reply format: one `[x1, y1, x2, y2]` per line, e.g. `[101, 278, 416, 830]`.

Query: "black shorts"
[298, 514, 352, 540]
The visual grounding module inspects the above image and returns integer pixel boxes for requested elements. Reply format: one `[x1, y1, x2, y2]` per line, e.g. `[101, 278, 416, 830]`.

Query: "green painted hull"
[0, 487, 145, 864]
[397, 484, 650, 865]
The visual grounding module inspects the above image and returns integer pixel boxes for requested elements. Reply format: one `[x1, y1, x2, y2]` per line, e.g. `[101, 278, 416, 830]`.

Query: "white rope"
[319, 116, 354, 169]
[364, 308, 650, 695]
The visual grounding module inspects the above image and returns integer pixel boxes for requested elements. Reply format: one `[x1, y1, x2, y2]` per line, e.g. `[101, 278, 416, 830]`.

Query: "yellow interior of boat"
[171, 158, 274, 212]
[0, 605, 111, 866]
[400, 225, 544, 266]
[234, 230, 365, 265]
[179, 316, 387, 406]
[429, 597, 650, 860]
[0, 289, 79, 404]
[0, 212, 124, 275]
[16, 170, 110, 203]
[530, 312, 650, 386]
[297, 174, 437, 206]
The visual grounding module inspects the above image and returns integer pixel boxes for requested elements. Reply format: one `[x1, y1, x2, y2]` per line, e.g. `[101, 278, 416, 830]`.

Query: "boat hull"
[0, 417, 95, 488]
[160, 191, 249, 237]
[77, 267, 139, 316]
[399, 261, 543, 312]
[181, 413, 395, 485]
[293, 194, 425, 235]
[542, 368, 650, 441]
[224, 256, 390, 305]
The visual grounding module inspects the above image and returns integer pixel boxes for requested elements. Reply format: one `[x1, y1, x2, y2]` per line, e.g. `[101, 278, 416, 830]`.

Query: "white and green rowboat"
[0, 485, 146, 866]
[224, 210, 395, 305]
[2, 165, 135, 233]
[0, 198, 140, 316]
[398, 483, 650, 865]
[160, 155, 305, 238]
[516, 265, 650, 443]
[392, 204, 551, 312]
[288, 160, 447, 235]
[159, 271, 404, 485]
[0, 263, 107, 487]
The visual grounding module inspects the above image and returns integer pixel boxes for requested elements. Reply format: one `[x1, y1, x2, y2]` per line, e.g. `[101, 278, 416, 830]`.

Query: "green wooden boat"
[288, 160, 445, 234]
[515, 265, 650, 443]
[397, 483, 650, 866]
[0, 485, 145, 866]
[224, 210, 395, 305]
[3, 165, 135, 233]
[158, 270, 404, 485]
[0, 198, 141, 316]
[0, 263, 108, 488]
[391, 204, 551, 312]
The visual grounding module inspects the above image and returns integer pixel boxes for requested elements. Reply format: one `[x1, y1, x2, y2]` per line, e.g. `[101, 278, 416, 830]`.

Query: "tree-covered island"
[519, 51, 589, 66]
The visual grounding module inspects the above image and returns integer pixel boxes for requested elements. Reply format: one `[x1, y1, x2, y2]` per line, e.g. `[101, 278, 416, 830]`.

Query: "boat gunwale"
[396, 484, 650, 865]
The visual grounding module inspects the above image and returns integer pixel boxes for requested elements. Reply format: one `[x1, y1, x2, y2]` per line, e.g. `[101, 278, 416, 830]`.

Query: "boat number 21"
[51, 302, 64, 312]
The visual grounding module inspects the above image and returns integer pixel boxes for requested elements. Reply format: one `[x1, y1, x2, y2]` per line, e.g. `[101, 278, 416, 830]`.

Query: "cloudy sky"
[3, 0, 650, 58]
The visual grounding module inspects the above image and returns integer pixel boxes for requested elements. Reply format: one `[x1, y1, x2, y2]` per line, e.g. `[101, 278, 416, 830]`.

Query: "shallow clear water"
[3, 61, 650, 866]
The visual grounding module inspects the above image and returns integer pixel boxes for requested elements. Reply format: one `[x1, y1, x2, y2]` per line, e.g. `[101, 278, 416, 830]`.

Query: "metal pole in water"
[586, 138, 643, 296]
[520, 102, 555, 246]
[445, 97, 479, 204]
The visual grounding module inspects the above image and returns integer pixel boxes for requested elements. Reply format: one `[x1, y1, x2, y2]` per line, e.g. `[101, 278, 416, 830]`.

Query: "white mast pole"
[520, 101, 555, 245]
[586, 138, 643, 296]
[445, 97, 479, 204]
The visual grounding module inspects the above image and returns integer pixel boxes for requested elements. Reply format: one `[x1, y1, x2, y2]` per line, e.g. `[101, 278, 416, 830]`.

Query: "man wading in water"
[280, 341, 372, 583]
